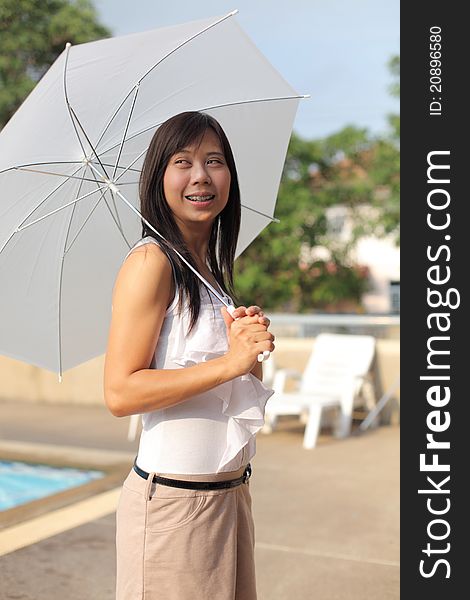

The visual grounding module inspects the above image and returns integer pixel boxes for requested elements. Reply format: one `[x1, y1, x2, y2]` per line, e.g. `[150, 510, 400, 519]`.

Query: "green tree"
[0, 0, 110, 128]
[235, 127, 374, 312]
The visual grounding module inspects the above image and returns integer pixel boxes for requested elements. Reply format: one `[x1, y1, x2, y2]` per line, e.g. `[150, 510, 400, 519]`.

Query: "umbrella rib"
[15, 167, 101, 183]
[63, 42, 89, 161]
[93, 10, 238, 152]
[16, 185, 108, 232]
[92, 162, 141, 174]
[113, 147, 148, 183]
[63, 42, 110, 180]
[57, 169, 89, 380]
[0, 161, 83, 176]
[241, 204, 280, 224]
[94, 90, 136, 152]
[138, 10, 238, 84]
[101, 189, 132, 248]
[98, 94, 306, 159]
[112, 181, 140, 185]
[112, 84, 140, 181]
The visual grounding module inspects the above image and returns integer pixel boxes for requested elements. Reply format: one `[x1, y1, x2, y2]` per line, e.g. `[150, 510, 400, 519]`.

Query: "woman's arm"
[104, 244, 273, 417]
[104, 243, 235, 417]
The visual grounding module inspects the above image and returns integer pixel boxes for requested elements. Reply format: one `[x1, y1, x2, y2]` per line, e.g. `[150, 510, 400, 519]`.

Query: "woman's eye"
[173, 158, 224, 166]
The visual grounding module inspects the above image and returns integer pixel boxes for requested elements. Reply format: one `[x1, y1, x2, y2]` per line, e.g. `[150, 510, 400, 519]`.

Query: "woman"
[104, 111, 275, 600]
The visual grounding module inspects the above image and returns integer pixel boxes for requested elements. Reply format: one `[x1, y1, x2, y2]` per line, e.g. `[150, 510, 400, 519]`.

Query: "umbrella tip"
[65, 42, 72, 49]
[302, 94, 311, 99]
[229, 9, 239, 16]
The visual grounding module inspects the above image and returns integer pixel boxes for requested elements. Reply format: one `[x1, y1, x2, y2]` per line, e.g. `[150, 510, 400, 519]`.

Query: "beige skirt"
[116, 464, 257, 600]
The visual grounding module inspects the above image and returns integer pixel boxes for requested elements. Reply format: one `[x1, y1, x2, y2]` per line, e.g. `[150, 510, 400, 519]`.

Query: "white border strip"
[256, 541, 399, 568]
[0, 487, 121, 556]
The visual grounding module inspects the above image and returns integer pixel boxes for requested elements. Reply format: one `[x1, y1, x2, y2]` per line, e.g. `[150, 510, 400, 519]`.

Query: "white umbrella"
[0, 10, 306, 378]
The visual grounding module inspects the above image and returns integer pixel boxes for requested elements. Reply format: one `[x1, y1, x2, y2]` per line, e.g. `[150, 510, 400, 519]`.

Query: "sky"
[94, 0, 399, 141]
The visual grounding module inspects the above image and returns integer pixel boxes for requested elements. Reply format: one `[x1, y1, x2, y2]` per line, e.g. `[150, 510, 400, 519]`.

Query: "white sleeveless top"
[125, 236, 274, 474]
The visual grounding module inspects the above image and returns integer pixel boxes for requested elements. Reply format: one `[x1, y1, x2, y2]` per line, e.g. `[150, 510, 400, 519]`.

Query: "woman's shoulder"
[115, 237, 173, 305]
[123, 237, 174, 275]
[124, 236, 164, 259]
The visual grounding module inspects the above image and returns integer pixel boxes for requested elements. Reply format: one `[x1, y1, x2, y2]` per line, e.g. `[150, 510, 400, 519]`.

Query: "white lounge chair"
[127, 354, 278, 442]
[262, 333, 376, 449]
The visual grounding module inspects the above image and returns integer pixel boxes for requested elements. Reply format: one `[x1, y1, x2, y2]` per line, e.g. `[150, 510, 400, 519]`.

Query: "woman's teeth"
[185, 195, 215, 202]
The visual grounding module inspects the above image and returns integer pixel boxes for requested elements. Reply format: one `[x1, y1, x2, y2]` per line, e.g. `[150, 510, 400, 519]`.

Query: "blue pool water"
[0, 461, 105, 511]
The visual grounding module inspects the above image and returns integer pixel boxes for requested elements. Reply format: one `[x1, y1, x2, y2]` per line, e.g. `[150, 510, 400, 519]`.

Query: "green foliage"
[0, 0, 110, 127]
[388, 55, 400, 99]
[299, 261, 370, 311]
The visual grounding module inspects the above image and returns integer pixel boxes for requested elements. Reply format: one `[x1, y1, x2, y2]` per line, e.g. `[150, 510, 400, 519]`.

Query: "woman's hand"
[230, 305, 271, 329]
[221, 306, 275, 377]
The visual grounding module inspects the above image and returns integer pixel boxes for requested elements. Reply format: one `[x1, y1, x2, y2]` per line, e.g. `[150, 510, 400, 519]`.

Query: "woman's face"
[163, 129, 231, 231]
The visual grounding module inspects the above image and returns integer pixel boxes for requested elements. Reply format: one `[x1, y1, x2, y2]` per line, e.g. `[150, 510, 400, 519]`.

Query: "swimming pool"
[0, 460, 105, 511]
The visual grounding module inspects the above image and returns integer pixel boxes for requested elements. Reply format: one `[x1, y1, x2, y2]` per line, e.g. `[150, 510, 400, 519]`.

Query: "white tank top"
[124, 237, 274, 474]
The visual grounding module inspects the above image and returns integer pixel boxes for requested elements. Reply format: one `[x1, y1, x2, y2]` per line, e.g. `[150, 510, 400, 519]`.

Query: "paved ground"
[0, 400, 399, 599]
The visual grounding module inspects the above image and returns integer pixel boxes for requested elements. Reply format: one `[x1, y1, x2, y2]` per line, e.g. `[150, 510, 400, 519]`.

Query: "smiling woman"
[104, 111, 275, 600]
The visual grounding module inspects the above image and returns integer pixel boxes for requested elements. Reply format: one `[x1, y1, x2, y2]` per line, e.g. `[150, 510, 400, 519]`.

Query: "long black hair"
[139, 111, 241, 333]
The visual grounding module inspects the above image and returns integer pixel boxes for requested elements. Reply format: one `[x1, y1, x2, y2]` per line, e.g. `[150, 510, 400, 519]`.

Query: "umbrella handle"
[226, 305, 270, 363]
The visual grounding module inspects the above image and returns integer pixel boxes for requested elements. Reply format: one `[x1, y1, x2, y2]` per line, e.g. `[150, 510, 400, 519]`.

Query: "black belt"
[133, 459, 252, 490]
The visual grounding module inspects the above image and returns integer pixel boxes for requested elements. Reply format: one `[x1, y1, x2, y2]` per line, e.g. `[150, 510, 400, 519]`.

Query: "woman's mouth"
[184, 194, 215, 205]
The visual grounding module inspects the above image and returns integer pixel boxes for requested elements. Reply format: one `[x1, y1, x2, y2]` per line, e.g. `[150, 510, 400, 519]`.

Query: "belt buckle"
[242, 463, 252, 483]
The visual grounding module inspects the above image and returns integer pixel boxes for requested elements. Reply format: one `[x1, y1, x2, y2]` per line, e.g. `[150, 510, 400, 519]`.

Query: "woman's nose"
[191, 162, 211, 184]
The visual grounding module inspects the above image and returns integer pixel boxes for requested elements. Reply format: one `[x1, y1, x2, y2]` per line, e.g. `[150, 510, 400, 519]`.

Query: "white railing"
[268, 313, 400, 339]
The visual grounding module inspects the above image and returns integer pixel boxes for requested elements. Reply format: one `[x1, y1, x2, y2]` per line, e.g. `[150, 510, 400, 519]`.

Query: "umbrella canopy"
[0, 10, 305, 377]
